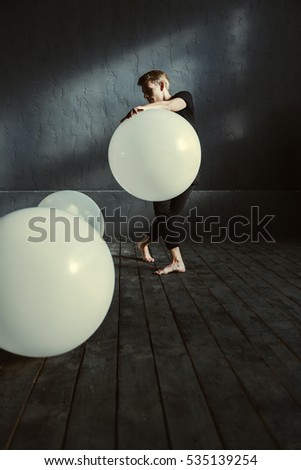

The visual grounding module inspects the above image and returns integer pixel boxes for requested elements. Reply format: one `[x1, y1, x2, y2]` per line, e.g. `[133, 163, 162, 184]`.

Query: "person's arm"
[138, 97, 187, 112]
[120, 97, 187, 122]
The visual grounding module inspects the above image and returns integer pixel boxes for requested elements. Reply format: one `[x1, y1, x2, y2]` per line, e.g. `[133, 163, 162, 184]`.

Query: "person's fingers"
[120, 106, 144, 123]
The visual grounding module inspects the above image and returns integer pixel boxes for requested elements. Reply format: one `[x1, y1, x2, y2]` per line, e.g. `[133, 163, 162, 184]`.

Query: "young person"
[121, 70, 197, 275]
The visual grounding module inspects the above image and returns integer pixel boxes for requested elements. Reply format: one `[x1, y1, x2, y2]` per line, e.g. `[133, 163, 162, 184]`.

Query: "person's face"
[141, 80, 164, 103]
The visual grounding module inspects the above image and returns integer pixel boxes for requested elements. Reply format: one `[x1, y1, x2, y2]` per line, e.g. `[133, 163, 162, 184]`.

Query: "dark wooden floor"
[1, 238, 301, 450]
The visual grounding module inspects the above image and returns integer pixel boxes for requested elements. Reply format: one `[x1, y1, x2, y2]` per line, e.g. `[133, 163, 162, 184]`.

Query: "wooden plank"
[117, 241, 169, 449]
[181, 241, 301, 449]
[8, 346, 85, 449]
[236, 244, 301, 306]
[1, 237, 301, 450]
[144, 241, 276, 449]
[237, 243, 301, 290]
[214, 242, 301, 357]
[274, 240, 301, 261]
[249, 242, 301, 277]
[189, 242, 301, 407]
[0, 352, 44, 449]
[222, 242, 301, 325]
[136, 242, 223, 450]
[63, 240, 120, 450]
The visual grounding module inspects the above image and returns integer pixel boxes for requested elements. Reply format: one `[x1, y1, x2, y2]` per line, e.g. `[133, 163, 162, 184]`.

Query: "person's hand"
[120, 106, 144, 123]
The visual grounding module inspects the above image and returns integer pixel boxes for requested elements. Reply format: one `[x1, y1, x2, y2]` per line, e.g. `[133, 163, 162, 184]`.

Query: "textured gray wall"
[1, 0, 300, 192]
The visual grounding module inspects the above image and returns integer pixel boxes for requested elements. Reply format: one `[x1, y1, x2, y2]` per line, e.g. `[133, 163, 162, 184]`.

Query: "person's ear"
[159, 81, 164, 91]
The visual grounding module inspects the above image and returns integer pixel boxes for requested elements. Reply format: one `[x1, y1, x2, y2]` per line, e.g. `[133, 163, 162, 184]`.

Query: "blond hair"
[137, 70, 170, 90]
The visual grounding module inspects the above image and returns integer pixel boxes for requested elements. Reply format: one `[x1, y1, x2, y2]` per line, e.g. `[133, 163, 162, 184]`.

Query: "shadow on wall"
[201, 104, 301, 191]
[258, 105, 301, 190]
[1, 0, 209, 190]
[23, 149, 118, 191]
[1, 0, 300, 191]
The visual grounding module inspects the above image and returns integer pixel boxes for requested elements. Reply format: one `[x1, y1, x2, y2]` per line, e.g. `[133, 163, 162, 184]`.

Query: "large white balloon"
[0, 207, 115, 357]
[108, 109, 201, 201]
[39, 190, 105, 237]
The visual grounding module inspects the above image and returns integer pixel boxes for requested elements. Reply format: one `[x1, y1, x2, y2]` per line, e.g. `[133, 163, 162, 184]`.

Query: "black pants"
[148, 185, 193, 250]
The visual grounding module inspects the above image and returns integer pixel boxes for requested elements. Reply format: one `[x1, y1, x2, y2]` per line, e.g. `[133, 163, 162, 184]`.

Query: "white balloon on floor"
[108, 109, 201, 201]
[39, 190, 105, 237]
[0, 207, 115, 357]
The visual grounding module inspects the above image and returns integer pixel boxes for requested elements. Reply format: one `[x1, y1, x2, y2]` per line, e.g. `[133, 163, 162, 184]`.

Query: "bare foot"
[137, 238, 154, 263]
[154, 259, 186, 275]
